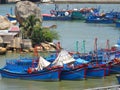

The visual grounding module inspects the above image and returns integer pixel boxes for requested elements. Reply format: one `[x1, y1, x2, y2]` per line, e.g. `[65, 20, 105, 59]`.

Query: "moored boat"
[42, 10, 72, 21]
[6, 14, 17, 25]
[116, 20, 120, 28]
[86, 62, 110, 78]
[116, 74, 120, 84]
[52, 50, 87, 80]
[85, 15, 114, 24]
[0, 56, 62, 81]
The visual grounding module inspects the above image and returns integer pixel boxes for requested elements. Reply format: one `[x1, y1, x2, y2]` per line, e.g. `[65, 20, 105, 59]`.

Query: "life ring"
[64, 11, 69, 16]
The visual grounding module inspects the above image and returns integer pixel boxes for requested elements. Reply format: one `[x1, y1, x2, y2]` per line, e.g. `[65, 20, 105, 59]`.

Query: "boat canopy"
[52, 50, 75, 66]
[76, 58, 89, 64]
[36, 56, 51, 71]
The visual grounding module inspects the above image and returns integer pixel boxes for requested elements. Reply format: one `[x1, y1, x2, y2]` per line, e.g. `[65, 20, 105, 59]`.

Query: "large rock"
[0, 16, 12, 30]
[34, 42, 62, 52]
[0, 47, 7, 55]
[15, 1, 42, 25]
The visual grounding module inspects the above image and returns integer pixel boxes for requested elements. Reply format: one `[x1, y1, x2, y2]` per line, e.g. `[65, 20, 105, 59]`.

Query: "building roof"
[0, 30, 18, 36]
[8, 26, 20, 32]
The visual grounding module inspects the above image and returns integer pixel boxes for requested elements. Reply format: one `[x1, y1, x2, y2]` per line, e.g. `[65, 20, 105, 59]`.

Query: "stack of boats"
[6, 5, 120, 27]
[1, 39, 120, 82]
[42, 5, 120, 27]
[42, 6, 100, 21]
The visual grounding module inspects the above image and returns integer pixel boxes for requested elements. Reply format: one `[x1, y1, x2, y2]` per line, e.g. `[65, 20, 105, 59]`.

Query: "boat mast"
[106, 39, 110, 50]
[94, 38, 98, 64]
[82, 40, 86, 54]
[75, 41, 79, 53]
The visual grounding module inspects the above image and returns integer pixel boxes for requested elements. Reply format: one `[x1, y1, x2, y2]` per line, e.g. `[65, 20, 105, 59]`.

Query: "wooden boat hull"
[86, 67, 110, 78]
[110, 64, 120, 74]
[42, 14, 71, 21]
[71, 11, 86, 20]
[85, 19, 114, 24]
[116, 22, 120, 28]
[116, 74, 120, 84]
[0, 69, 61, 81]
[60, 68, 86, 80]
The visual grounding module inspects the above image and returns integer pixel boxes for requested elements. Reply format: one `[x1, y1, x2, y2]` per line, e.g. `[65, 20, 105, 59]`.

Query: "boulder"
[0, 16, 12, 30]
[40, 42, 57, 51]
[15, 1, 42, 25]
[32, 42, 59, 52]
[0, 47, 7, 55]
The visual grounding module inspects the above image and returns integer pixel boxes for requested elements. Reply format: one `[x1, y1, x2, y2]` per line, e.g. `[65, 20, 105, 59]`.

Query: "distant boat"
[85, 10, 115, 24]
[0, 56, 62, 81]
[42, 4, 72, 21]
[116, 20, 120, 28]
[71, 10, 86, 20]
[85, 15, 114, 24]
[42, 10, 72, 21]
[71, 7, 99, 20]
[23, 0, 40, 2]
[6, 14, 17, 25]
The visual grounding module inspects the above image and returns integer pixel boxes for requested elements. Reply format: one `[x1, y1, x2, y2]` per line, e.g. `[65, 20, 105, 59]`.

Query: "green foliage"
[20, 15, 59, 47]
[42, 28, 58, 42]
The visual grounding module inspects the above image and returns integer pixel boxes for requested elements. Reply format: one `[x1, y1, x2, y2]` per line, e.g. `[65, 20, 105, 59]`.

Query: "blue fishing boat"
[116, 74, 120, 84]
[0, 56, 62, 81]
[85, 9, 119, 24]
[116, 20, 120, 28]
[6, 14, 17, 24]
[85, 38, 111, 78]
[52, 50, 87, 80]
[108, 50, 120, 73]
[86, 62, 110, 78]
[42, 10, 72, 21]
[85, 15, 114, 24]
[42, 4, 72, 21]
[106, 39, 120, 74]
[60, 66, 86, 80]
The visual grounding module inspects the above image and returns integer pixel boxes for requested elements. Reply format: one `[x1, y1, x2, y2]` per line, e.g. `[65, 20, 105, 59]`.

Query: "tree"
[20, 15, 42, 39]
[20, 15, 59, 47]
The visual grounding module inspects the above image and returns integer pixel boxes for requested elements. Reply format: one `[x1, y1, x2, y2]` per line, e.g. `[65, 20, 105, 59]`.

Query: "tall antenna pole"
[75, 41, 79, 53]
[94, 38, 98, 63]
[94, 38, 98, 52]
[82, 40, 86, 53]
[106, 39, 110, 50]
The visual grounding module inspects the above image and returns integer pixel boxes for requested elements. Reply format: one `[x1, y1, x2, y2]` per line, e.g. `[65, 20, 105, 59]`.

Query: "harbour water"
[0, 3, 120, 90]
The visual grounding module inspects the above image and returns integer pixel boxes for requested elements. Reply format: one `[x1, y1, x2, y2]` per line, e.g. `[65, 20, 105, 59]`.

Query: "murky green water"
[0, 3, 120, 90]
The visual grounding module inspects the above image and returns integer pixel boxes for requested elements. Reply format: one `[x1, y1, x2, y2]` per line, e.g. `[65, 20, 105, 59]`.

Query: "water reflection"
[0, 74, 118, 90]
